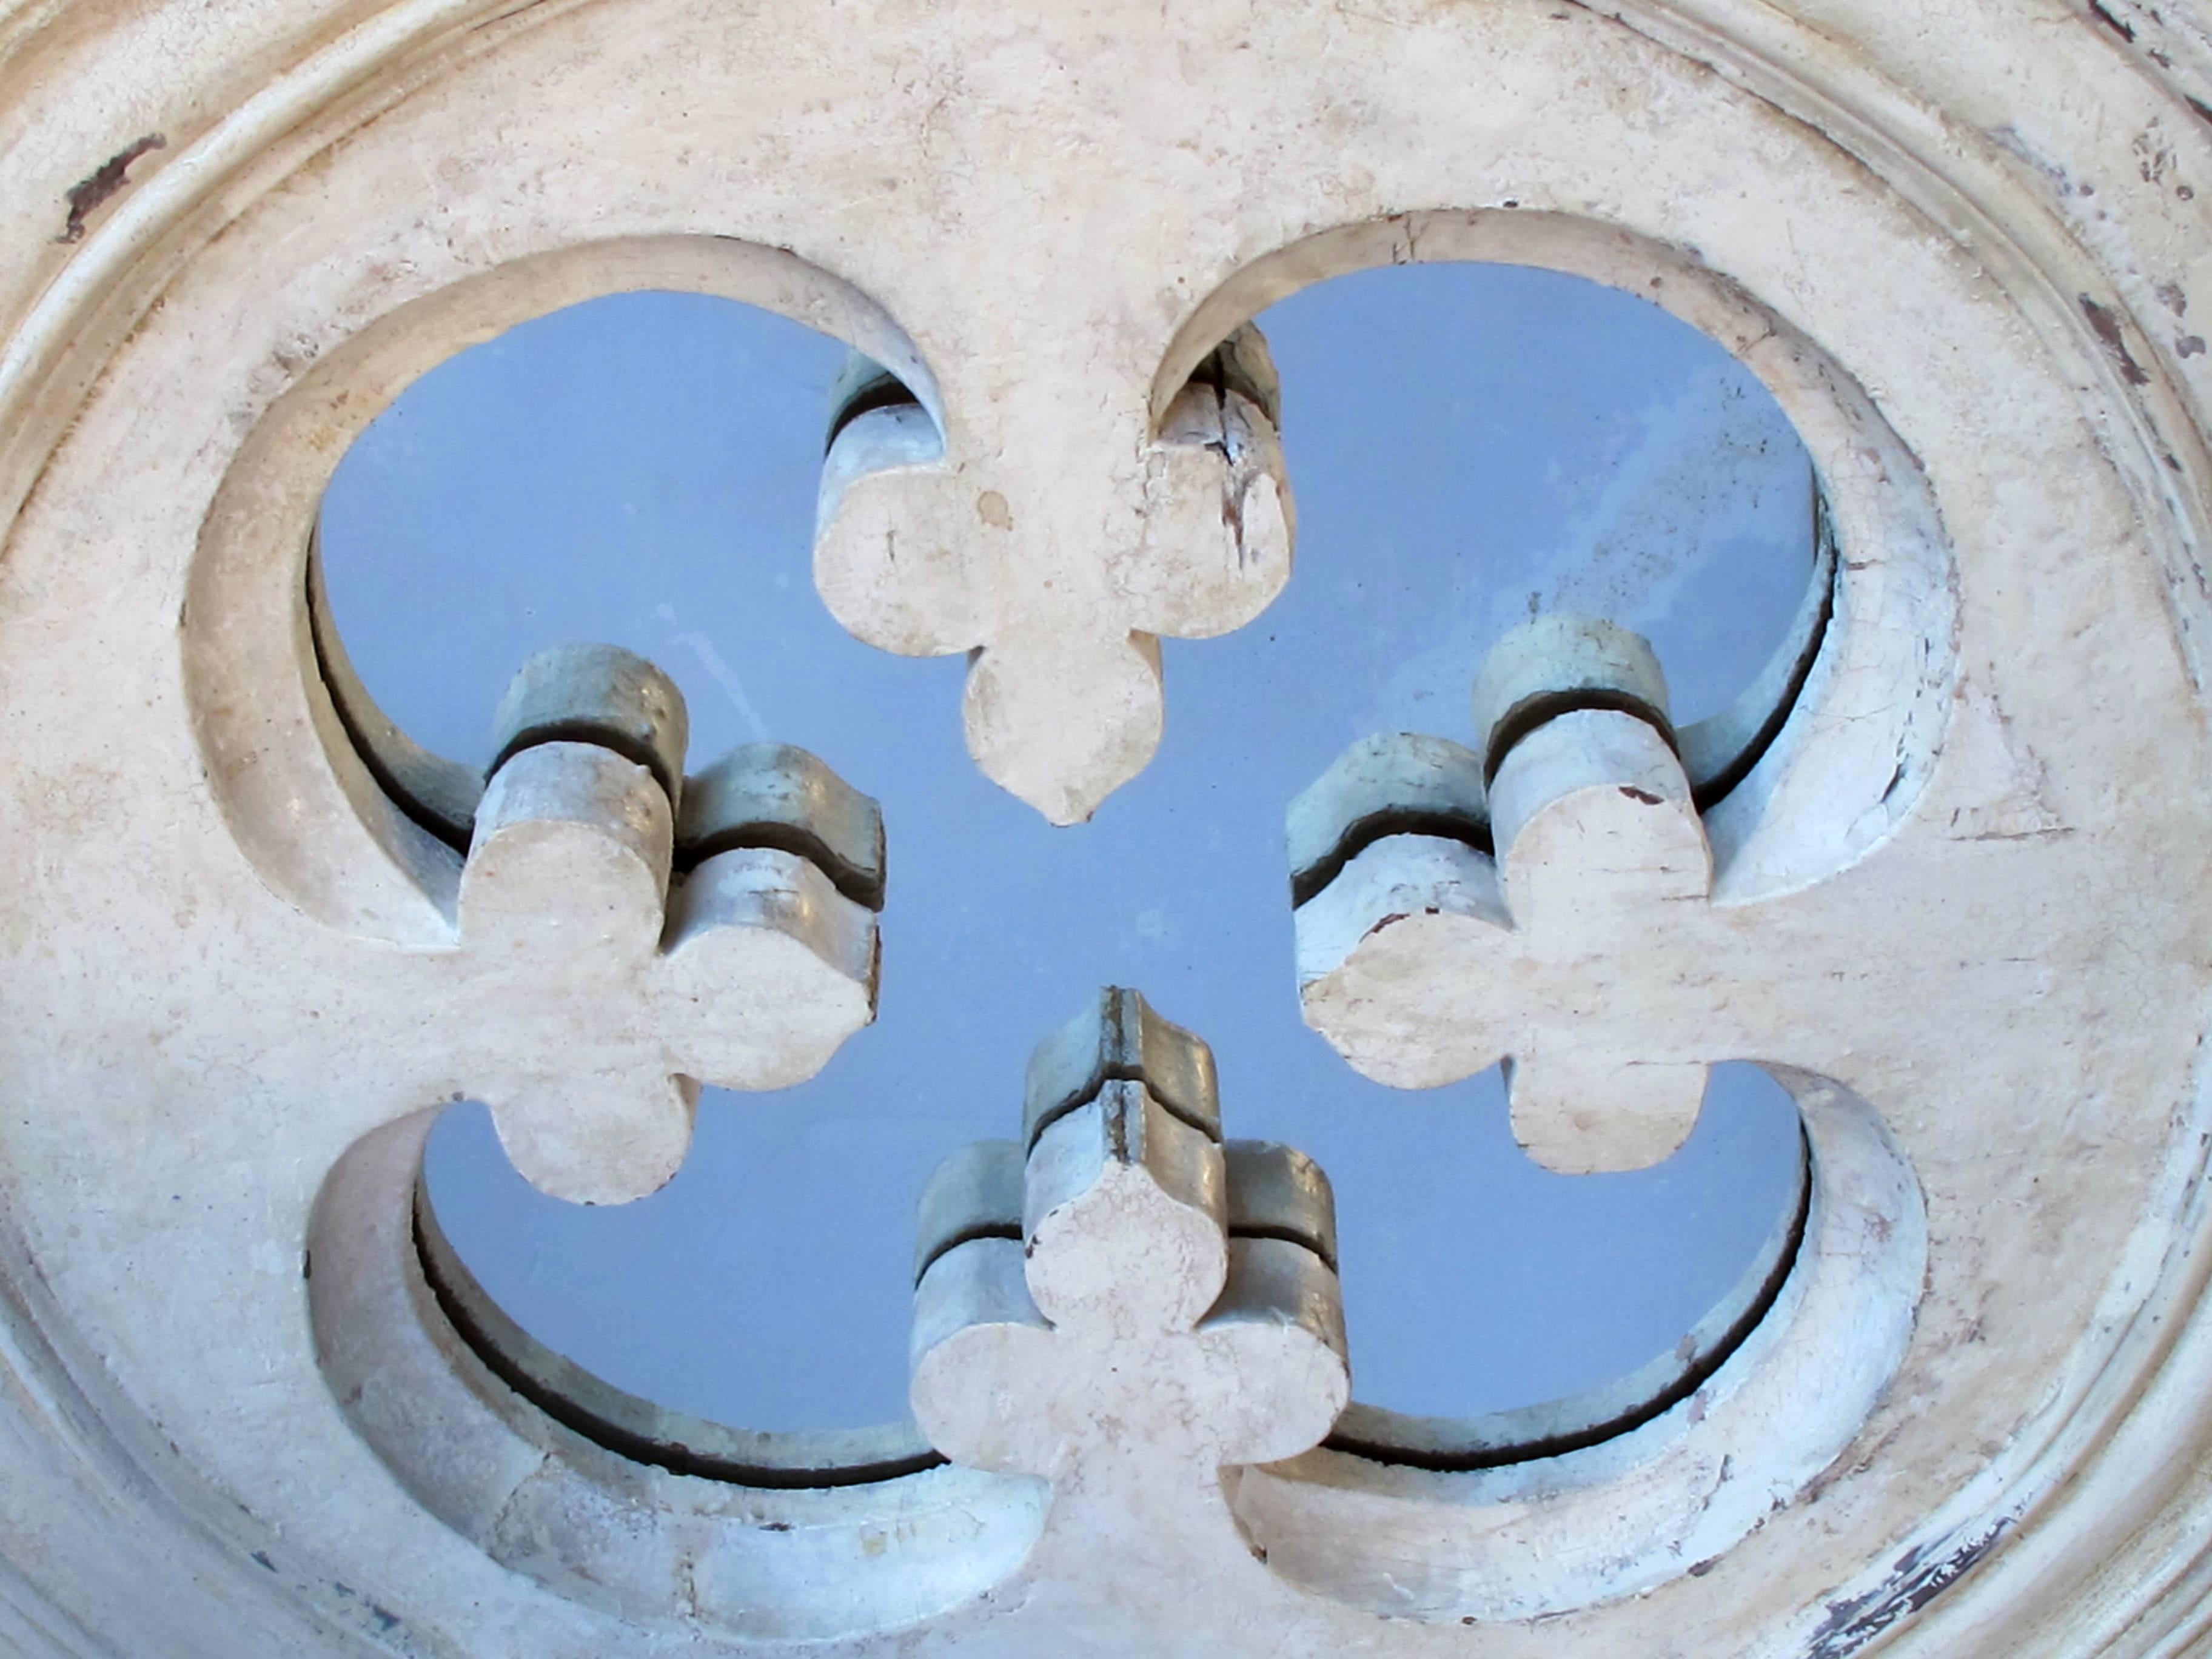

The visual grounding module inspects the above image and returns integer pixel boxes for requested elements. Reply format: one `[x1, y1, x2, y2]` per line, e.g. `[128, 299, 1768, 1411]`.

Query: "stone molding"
[2, 0, 2212, 1654]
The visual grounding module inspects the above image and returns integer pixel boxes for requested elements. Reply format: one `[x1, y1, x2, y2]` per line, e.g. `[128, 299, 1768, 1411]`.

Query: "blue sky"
[322, 263, 1814, 1430]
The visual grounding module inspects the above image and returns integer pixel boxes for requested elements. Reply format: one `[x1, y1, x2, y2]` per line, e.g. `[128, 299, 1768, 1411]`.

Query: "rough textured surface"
[3, 0, 2212, 1654]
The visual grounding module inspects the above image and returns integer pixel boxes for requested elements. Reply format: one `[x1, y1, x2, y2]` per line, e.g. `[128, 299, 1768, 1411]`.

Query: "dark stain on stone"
[58, 134, 166, 243]
[1803, 1519, 2012, 1658]
[2088, 0, 2137, 41]
[2080, 294, 2153, 385]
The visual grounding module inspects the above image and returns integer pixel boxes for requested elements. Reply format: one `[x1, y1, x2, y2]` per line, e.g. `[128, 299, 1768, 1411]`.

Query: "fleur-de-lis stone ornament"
[1292, 615, 1720, 1174]
[455, 643, 882, 1204]
[815, 329, 1294, 825]
[910, 989, 1349, 1591]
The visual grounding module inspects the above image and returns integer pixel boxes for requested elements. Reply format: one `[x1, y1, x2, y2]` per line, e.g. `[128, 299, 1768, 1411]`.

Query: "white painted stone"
[907, 994, 1353, 1647]
[489, 643, 691, 809]
[1467, 612, 1674, 776]
[455, 738, 877, 1204]
[913, 1082, 1348, 1476]
[1301, 614, 1721, 1172]
[427, 644, 883, 1204]
[816, 332, 1293, 825]
[4, 0, 2212, 1654]
[679, 742, 888, 909]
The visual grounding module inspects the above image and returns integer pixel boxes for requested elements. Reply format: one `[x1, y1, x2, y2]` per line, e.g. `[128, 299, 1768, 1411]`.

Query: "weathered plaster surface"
[1, 0, 2211, 1654]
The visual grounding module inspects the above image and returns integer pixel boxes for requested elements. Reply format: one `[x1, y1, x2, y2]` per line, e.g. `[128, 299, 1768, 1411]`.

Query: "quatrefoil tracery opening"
[306, 262, 1835, 1466]
[56, 0, 2159, 1637]
[164, 211, 1959, 1635]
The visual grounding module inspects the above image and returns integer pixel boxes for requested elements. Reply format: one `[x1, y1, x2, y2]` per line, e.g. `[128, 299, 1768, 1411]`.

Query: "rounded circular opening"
[414, 1104, 940, 1481]
[1236, 260, 1823, 740]
[312, 289, 935, 850]
[1318, 1063, 1806, 1465]
[329, 264, 1823, 1466]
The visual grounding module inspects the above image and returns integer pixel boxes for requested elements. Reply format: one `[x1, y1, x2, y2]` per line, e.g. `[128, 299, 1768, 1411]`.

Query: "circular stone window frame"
[270, 212, 1929, 1584]
[185, 233, 947, 948]
[223, 211, 1954, 1627]
[4, 0, 2208, 1652]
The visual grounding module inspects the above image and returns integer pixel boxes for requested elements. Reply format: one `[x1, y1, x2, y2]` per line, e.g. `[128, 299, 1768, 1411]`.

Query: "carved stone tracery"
[1, 1, 2210, 1655]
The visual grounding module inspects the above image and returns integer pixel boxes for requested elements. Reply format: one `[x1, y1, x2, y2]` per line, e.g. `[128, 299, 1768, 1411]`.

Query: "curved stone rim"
[309, 1108, 1050, 1640]
[304, 525, 488, 851]
[186, 232, 943, 947]
[411, 1168, 942, 1489]
[1234, 1067, 1926, 1622]
[1160, 209, 1951, 911]
[1322, 1104, 1811, 1471]
[3, 0, 2208, 1652]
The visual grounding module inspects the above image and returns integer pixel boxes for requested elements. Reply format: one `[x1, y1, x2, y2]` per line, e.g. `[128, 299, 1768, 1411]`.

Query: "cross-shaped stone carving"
[454, 646, 881, 1204]
[1292, 617, 1721, 1175]
[910, 989, 1349, 1570]
[814, 330, 1293, 825]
